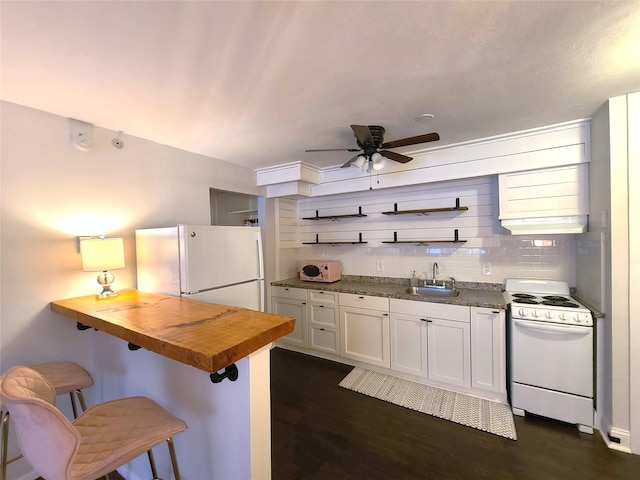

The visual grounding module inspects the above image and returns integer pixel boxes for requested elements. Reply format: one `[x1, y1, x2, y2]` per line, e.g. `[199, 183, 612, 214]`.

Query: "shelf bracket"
[210, 364, 239, 383]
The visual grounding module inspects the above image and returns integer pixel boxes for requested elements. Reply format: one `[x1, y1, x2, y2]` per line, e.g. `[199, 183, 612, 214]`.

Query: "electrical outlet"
[482, 263, 491, 276]
[376, 260, 384, 272]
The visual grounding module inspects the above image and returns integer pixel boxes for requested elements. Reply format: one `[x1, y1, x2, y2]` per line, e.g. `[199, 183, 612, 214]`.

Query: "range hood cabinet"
[498, 164, 589, 235]
[501, 215, 588, 235]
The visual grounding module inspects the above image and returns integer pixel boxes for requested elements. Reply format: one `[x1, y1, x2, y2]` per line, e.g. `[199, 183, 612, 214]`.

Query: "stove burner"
[541, 300, 580, 308]
[513, 298, 538, 304]
[542, 295, 570, 302]
[513, 293, 537, 299]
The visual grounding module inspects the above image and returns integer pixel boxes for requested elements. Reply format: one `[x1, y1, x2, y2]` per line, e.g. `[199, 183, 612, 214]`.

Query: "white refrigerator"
[135, 224, 264, 311]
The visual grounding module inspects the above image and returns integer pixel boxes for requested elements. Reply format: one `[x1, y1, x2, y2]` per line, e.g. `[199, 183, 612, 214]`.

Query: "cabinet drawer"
[308, 289, 338, 304]
[339, 293, 389, 311]
[272, 286, 307, 301]
[309, 303, 339, 328]
[390, 298, 469, 322]
[310, 326, 340, 355]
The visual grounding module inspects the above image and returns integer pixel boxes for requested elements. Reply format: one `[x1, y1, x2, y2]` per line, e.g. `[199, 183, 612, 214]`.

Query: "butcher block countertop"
[50, 290, 295, 373]
[272, 275, 506, 310]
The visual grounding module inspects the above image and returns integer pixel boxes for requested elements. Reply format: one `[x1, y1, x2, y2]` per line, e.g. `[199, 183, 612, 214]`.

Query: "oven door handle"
[513, 319, 591, 336]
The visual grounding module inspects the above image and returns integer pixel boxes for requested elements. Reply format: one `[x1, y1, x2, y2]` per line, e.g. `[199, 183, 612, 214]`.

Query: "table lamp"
[80, 237, 125, 298]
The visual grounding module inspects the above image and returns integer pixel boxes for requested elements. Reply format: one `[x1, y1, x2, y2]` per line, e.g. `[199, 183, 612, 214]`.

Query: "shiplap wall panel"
[291, 177, 497, 248]
[277, 198, 298, 249]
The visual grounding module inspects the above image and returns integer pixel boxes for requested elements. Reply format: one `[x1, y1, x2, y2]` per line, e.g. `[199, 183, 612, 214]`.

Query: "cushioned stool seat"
[0, 366, 187, 480]
[0, 361, 93, 480]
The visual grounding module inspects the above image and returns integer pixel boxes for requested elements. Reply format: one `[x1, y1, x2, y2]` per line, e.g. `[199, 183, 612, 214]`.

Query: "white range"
[504, 278, 594, 434]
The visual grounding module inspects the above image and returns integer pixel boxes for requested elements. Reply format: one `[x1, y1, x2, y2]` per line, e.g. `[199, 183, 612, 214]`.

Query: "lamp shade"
[80, 238, 125, 272]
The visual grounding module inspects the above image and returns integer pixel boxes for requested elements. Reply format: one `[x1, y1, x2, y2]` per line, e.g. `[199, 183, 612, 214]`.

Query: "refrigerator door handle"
[183, 278, 261, 295]
[256, 236, 264, 280]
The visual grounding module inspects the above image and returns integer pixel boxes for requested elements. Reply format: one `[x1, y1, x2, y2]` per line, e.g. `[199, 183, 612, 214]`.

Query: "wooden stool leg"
[167, 437, 182, 480]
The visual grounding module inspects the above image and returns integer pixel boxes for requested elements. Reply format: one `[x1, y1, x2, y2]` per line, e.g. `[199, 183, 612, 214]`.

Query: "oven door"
[511, 318, 593, 397]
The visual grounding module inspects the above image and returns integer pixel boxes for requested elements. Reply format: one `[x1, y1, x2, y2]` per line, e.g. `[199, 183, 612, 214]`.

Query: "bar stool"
[0, 361, 93, 480]
[0, 366, 187, 480]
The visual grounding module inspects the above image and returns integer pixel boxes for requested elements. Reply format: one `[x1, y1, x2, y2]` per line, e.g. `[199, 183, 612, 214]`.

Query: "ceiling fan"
[305, 125, 440, 170]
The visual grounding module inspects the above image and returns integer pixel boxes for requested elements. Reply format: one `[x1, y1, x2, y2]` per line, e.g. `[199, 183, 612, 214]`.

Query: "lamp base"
[96, 289, 119, 300]
[96, 271, 118, 299]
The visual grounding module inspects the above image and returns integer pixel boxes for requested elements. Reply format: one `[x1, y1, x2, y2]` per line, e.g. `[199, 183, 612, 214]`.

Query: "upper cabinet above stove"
[498, 164, 589, 235]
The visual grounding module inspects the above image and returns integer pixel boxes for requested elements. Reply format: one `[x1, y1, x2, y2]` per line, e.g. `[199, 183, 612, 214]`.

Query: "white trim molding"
[255, 119, 590, 198]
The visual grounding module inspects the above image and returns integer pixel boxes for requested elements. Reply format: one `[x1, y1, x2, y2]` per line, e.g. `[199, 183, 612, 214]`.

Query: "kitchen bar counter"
[272, 276, 506, 309]
[50, 289, 295, 373]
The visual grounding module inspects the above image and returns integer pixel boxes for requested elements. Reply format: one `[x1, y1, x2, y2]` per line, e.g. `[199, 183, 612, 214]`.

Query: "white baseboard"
[598, 415, 632, 453]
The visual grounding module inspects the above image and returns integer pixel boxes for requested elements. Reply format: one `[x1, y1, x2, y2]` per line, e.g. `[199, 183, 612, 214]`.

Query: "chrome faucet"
[432, 262, 439, 283]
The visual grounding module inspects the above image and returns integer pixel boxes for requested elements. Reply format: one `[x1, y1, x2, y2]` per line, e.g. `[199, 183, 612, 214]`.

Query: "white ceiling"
[2, 1, 639, 170]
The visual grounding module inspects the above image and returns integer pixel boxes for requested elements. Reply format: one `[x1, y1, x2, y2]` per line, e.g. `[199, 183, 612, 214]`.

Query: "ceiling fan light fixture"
[371, 152, 386, 171]
[352, 155, 368, 171]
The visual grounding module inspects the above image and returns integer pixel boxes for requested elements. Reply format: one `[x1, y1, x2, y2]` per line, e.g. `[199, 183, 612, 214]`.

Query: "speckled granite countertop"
[271, 275, 506, 310]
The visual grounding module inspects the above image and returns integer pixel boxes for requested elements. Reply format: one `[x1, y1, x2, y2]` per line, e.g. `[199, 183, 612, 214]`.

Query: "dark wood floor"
[270, 347, 640, 480]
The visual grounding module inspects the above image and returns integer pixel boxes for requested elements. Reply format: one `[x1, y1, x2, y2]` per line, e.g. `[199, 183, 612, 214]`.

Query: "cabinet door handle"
[319, 305, 324, 308]
[318, 291, 324, 294]
[492, 310, 499, 314]
[358, 296, 365, 299]
[302, 302, 307, 305]
[383, 313, 389, 316]
[427, 319, 433, 323]
[320, 328, 325, 331]
[420, 318, 428, 322]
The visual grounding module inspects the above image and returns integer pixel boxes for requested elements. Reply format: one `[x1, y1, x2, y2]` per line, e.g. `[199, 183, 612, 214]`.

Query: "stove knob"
[559, 312, 567, 321]
[532, 310, 539, 318]
[545, 311, 553, 319]
[574, 315, 582, 323]
[518, 308, 527, 317]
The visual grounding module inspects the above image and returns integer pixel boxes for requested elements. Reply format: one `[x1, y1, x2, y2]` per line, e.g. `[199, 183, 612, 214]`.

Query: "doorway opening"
[209, 188, 263, 227]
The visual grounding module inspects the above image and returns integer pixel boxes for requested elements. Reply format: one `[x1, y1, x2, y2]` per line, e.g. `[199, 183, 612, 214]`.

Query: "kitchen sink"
[404, 285, 460, 297]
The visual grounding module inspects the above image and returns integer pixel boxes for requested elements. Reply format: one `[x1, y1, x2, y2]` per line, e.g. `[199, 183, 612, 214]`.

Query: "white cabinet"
[471, 307, 506, 394]
[390, 299, 471, 389]
[272, 286, 308, 348]
[427, 317, 471, 389]
[308, 290, 340, 355]
[389, 311, 428, 377]
[339, 293, 390, 368]
[390, 299, 429, 377]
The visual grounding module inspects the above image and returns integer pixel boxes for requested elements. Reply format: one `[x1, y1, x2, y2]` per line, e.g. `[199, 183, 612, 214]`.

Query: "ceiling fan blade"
[351, 125, 373, 146]
[379, 150, 413, 163]
[341, 154, 362, 168]
[381, 132, 440, 149]
[306, 148, 361, 152]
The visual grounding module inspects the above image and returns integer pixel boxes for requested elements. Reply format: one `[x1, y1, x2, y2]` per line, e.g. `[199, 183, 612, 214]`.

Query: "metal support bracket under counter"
[52, 290, 295, 384]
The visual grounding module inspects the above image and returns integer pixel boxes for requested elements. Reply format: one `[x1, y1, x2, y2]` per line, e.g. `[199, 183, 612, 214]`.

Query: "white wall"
[0, 101, 262, 479]
[581, 91, 639, 453]
[273, 177, 577, 286]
